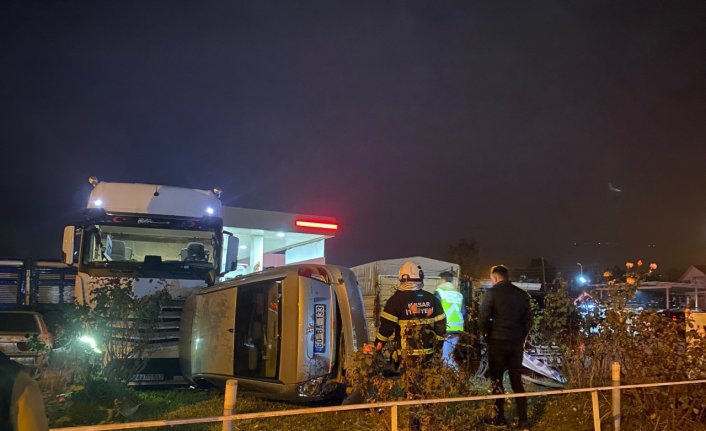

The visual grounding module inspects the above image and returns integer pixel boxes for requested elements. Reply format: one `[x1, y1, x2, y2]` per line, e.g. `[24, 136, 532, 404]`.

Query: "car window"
[0, 314, 40, 333]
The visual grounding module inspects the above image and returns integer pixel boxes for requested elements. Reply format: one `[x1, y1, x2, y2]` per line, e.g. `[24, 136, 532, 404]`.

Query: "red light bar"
[295, 220, 339, 231]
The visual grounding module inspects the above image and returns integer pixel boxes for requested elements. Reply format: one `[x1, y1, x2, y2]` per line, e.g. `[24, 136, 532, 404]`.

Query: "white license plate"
[314, 304, 326, 354]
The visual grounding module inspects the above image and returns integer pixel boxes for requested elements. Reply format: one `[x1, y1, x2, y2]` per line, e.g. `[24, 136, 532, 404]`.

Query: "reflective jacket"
[376, 289, 447, 356]
[435, 283, 465, 332]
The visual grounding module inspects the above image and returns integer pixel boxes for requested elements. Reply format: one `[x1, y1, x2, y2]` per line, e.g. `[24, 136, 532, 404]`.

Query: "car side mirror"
[224, 236, 239, 274]
[62, 226, 75, 265]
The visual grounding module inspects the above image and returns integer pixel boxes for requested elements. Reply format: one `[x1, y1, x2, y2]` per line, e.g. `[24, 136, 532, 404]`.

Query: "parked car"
[658, 308, 686, 324]
[0, 311, 53, 378]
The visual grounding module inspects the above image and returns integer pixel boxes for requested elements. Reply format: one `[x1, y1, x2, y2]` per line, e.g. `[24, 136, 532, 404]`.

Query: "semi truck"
[60, 177, 238, 384]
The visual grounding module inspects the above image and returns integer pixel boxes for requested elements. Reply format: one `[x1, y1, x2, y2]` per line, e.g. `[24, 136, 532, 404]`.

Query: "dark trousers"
[488, 340, 527, 422]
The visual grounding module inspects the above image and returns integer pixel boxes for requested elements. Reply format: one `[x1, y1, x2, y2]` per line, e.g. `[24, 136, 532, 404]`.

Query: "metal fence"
[50, 378, 706, 431]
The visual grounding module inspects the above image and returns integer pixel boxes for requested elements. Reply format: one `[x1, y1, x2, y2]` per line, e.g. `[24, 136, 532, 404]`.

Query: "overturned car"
[179, 264, 369, 401]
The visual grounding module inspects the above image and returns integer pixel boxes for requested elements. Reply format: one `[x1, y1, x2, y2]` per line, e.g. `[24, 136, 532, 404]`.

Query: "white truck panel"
[88, 182, 221, 218]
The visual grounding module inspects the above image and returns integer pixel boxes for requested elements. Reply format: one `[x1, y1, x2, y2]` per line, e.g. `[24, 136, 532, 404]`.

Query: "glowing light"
[239, 245, 247, 250]
[295, 220, 338, 230]
[93, 199, 103, 207]
[78, 335, 102, 353]
[206, 207, 214, 215]
[276, 232, 285, 238]
[577, 275, 588, 285]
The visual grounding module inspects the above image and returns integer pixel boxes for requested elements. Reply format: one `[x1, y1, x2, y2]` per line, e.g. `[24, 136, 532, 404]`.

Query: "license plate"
[130, 373, 165, 382]
[314, 304, 326, 354]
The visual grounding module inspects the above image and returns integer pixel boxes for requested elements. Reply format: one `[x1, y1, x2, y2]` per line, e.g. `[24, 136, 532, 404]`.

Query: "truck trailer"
[351, 257, 461, 342]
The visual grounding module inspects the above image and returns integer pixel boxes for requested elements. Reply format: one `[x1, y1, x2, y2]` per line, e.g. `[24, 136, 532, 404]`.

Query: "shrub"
[538, 265, 706, 430]
[89, 277, 171, 381]
[347, 341, 494, 430]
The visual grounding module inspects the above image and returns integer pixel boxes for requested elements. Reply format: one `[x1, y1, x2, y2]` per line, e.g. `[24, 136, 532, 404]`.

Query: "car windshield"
[83, 225, 217, 267]
[0, 313, 40, 333]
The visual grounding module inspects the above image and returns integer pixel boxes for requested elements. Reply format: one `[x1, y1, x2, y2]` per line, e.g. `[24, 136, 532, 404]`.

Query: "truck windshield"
[83, 225, 217, 268]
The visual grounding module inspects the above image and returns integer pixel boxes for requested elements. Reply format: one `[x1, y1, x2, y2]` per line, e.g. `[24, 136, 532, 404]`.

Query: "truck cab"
[61, 178, 238, 384]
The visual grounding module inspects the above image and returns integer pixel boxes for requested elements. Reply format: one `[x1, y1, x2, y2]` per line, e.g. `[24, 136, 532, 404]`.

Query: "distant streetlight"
[576, 262, 588, 286]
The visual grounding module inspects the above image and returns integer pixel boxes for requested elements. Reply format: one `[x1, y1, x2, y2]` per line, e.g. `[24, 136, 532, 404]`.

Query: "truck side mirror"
[62, 226, 75, 266]
[224, 236, 240, 274]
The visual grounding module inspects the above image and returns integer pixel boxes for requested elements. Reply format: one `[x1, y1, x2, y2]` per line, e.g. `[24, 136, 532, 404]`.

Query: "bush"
[538, 266, 706, 430]
[347, 342, 494, 430]
[90, 277, 172, 381]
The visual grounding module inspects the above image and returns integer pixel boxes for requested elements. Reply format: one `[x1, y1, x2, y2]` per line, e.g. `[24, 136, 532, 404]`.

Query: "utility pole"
[541, 257, 547, 287]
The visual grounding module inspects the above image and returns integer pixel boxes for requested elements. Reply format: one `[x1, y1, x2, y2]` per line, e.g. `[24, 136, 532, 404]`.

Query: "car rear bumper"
[6, 353, 48, 370]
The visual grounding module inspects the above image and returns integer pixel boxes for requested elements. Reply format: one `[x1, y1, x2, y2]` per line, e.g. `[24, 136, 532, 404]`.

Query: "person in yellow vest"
[434, 271, 465, 370]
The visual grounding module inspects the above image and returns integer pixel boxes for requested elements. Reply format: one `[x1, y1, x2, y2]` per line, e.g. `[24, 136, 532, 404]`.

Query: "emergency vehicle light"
[295, 220, 338, 231]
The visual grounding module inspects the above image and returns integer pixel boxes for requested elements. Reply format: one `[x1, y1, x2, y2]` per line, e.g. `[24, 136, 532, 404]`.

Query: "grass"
[45, 384, 555, 431]
[41, 357, 548, 431]
[48, 387, 387, 431]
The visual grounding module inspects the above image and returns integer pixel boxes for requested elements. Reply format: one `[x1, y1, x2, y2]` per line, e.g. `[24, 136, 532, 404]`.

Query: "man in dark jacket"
[479, 265, 532, 428]
[0, 351, 49, 431]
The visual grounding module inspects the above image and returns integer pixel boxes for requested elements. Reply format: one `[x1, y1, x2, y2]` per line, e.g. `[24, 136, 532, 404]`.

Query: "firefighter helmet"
[399, 261, 424, 281]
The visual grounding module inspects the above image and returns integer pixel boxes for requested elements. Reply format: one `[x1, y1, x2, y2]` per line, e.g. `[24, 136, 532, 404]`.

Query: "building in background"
[221, 207, 338, 276]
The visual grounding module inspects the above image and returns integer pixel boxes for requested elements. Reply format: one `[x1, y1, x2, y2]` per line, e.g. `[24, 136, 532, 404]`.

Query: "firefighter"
[376, 261, 447, 359]
[434, 271, 465, 369]
[375, 261, 446, 431]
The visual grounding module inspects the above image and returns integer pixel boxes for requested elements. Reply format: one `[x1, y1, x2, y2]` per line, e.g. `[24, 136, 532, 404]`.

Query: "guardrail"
[51, 378, 706, 431]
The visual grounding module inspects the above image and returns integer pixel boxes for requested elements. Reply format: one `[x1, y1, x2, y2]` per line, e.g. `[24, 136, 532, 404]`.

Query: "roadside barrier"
[50, 377, 706, 431]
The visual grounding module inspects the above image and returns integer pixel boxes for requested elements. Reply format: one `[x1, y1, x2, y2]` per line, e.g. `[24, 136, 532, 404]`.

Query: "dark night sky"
[1, 1, 705, 277]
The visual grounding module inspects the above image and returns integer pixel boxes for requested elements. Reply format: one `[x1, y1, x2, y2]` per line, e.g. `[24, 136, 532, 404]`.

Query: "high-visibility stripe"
[380, 311, 399, 323]
[399, 318, 434, 327]
[375, 332, 393, 342]
[434, 313, 447, 322]
[398, 313, 446, 327]
[435, 334, 446, 341]
[404, 348, 435, 356]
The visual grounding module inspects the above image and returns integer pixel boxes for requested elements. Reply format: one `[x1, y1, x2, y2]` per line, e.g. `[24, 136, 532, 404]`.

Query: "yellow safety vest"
[436, 287, 465, 332]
